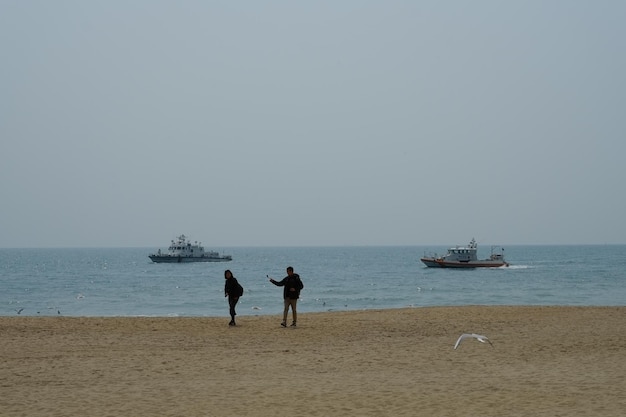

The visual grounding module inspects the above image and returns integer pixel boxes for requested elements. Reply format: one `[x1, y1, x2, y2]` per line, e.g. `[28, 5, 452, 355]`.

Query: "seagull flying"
[454, 333, 493, 350]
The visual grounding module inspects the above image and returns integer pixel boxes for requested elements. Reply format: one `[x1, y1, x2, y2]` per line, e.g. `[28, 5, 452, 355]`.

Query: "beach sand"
[2, 306, 625, 416]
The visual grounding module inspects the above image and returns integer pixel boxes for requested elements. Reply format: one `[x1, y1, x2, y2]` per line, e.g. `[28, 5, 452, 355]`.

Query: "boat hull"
[420, 257, 508, 268]
[420, 258, 441, 268]
[149, 255, 232, 263]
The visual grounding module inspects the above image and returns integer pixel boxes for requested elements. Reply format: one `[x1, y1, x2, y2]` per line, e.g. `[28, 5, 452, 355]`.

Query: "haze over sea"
[2, 245, 624, 318]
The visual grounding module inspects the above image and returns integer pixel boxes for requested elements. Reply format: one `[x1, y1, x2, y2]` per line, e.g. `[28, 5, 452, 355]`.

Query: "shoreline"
[5, 302, 626, 319]
[2, 306, 625, 416]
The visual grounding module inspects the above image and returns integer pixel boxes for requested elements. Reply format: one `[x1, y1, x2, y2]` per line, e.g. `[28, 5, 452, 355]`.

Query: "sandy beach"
[1, 306, 624, 416]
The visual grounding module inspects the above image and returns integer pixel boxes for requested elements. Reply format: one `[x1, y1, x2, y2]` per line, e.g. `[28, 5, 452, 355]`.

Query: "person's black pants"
[228, 296, 239, 320]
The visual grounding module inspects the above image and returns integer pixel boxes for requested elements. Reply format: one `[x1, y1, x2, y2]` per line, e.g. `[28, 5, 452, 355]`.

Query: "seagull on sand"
[454, 333, 493, 350]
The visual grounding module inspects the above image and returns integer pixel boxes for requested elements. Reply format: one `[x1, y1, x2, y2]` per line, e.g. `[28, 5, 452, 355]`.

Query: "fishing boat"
[420, 238, 508, 268]
[149, 235, 232, 263]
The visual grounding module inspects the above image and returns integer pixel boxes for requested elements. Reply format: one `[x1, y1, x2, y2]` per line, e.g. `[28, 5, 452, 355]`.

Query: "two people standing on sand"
[268, 266, 304, 327]
[223, 266, 304, 327]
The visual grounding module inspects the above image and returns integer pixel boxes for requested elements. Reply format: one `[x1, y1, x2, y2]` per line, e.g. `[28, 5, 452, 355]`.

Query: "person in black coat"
[224, 269, 243, 326]
[269, 266, 304, 327]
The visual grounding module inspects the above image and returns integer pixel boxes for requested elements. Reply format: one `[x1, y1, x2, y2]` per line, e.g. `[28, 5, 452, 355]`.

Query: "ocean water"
[1, 245, 624, 318]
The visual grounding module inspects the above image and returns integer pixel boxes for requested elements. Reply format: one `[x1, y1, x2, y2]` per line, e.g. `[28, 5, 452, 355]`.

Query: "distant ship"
[420, 238, 508, 268]
[149, 235, 232, 263]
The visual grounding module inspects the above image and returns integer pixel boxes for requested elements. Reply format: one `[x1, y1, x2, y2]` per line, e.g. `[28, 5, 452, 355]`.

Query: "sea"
[1, 245, 624, 318]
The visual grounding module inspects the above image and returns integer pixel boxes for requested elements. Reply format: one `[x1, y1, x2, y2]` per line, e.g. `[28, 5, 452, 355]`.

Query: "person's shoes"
[280, 321, 287, 327]
[290, 322, 297, 327]
[229, 320, 236, 326]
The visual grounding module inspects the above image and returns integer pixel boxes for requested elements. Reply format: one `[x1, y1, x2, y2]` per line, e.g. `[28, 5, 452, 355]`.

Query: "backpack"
[235, 282, 244, 297]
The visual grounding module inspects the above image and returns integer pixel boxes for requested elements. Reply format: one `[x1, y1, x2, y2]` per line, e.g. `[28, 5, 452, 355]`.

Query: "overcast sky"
[2, 1, 625, 248]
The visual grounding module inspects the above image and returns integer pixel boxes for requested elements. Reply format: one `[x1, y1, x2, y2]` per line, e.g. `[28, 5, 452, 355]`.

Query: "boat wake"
[504, 264, 530, 270]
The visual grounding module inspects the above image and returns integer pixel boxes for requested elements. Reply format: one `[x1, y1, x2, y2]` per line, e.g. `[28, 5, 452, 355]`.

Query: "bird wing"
[454, 333, 471, 349]
[472, 334, 494, 346]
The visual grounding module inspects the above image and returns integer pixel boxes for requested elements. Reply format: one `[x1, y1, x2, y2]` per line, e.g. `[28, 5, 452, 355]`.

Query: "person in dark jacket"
[224, 269, 243, 326]
[269, 266, 304, 327]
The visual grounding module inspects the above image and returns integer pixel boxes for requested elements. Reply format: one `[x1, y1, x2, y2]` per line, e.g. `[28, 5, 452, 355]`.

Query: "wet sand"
[1, 306, 625, 416]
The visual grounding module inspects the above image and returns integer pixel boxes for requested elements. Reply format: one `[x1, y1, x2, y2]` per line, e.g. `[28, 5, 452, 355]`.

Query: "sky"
[1, 1, 625, 248]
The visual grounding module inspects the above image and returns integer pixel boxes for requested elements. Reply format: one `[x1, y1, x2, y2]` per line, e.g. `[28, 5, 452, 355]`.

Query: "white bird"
[454, 333, 493, 349]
